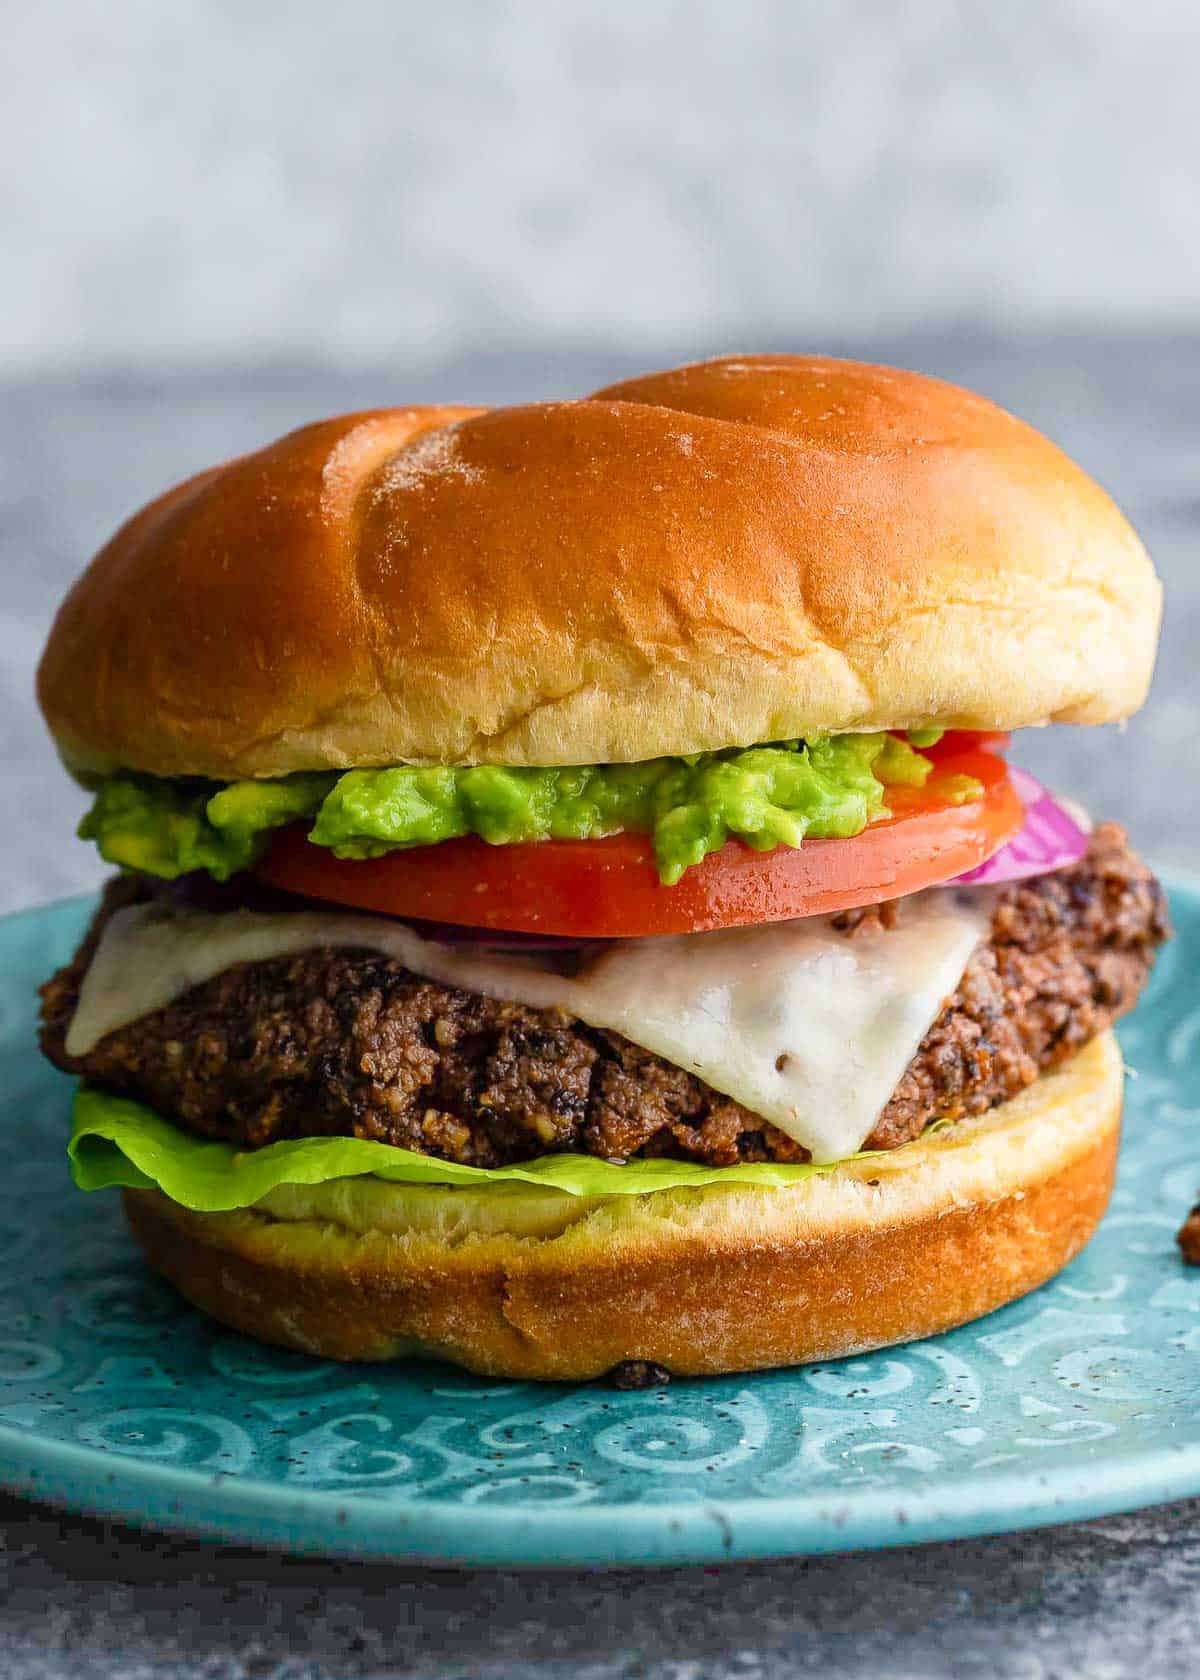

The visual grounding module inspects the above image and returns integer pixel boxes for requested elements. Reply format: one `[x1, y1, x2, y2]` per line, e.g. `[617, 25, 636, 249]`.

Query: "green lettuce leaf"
[69, 1086, 866, 1213]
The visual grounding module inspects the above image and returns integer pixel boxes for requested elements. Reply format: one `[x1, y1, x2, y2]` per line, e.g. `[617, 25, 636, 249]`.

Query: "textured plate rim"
[5, 1420, 1200, 1566]
[1, 872, 1197, 1567]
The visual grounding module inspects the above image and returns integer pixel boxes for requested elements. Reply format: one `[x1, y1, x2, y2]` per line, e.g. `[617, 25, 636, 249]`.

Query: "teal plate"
[1, 884, 1198, 1566]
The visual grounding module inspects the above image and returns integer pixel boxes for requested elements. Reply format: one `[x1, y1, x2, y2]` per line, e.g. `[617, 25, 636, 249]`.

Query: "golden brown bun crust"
[39, 355, 1160, 779]
[123, 1031, 1122, 1381]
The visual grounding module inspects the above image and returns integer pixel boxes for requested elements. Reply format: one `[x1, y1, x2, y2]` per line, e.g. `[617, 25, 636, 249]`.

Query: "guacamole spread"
[78, 733, 949, 886]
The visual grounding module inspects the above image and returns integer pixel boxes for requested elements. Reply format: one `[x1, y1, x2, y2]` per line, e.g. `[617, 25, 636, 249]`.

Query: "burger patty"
[40, 823, 1167, 1167]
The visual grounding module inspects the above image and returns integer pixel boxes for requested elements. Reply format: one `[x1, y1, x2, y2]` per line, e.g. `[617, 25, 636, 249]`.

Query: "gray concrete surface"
[5, 2, 1200, 374]
[2, 1491, 1200, 1679]
[2, 334, 1199, 1676]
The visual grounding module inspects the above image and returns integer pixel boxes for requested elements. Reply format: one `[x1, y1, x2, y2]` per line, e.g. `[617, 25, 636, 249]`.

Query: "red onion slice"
[953, 767, 1090, 886]
[411, 919, 603, 953]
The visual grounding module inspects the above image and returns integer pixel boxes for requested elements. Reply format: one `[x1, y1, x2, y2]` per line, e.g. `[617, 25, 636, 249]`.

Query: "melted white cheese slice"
[67, 891, 991, 1162]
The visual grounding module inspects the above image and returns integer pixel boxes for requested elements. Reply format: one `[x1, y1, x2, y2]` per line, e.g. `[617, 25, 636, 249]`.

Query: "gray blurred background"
[4, 0, 1199, 910]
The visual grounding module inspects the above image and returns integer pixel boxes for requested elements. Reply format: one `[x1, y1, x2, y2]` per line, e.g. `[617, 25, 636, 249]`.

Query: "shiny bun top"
[38, 354, 1161, 779]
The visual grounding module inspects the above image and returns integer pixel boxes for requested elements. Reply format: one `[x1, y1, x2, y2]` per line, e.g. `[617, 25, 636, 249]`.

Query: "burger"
[36, 354, 1168, 1382]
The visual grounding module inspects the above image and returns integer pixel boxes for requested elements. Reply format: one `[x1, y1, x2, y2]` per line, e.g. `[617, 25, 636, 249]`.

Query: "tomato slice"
[923, 729, 1010, 757]
[255, 745, 1024, 938]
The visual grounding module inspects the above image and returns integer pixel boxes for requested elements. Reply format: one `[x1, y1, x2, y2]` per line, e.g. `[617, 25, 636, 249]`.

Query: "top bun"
[38, 354, 1162, 780]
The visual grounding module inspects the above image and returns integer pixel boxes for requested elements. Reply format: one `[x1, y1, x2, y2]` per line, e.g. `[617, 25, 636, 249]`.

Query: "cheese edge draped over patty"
[66, 889, 991, 1163]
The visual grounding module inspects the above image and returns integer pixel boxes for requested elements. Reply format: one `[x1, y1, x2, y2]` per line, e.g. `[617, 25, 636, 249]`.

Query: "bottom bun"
[125, 1030, 1123, 1381]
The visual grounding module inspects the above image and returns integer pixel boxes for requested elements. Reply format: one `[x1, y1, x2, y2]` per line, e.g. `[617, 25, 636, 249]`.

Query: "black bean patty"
[40, 824, 1168, 1167]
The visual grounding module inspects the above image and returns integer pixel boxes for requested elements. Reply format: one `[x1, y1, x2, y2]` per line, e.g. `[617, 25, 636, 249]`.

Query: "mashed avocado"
[79, 733, 943, 886]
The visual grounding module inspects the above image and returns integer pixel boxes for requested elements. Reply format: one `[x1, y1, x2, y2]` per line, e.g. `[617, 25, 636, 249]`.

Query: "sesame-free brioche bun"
[123, 1030, 1121, 1381]
[39, 355, 1160, 781]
